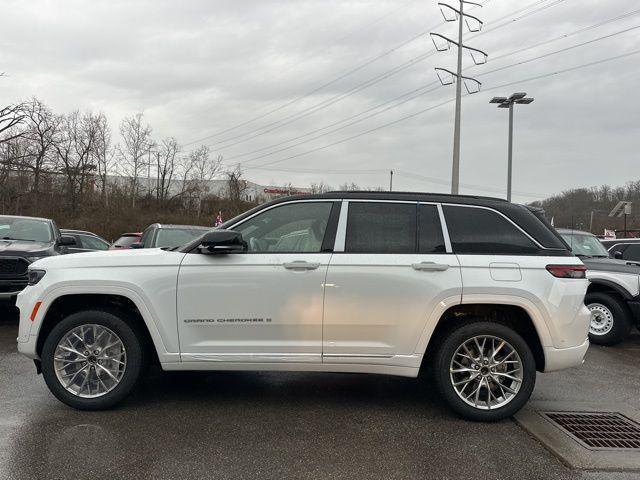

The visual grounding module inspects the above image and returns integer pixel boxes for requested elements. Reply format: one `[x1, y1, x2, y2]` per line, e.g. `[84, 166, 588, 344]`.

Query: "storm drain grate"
[541, 411, 640, 450]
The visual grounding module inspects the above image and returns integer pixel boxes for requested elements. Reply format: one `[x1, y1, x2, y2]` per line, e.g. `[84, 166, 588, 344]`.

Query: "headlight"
[29, 256, 47, 263]
[28, 269, 46, 286]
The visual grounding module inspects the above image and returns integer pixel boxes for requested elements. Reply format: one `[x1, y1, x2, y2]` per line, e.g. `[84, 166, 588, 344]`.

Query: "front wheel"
[433, 321, 536, 422]
[585, 292, 632, 346]
[41, 310, 145, 410]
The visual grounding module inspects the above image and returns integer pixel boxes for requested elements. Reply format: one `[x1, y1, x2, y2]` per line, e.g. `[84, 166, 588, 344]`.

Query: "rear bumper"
[543, 338, 589, 372]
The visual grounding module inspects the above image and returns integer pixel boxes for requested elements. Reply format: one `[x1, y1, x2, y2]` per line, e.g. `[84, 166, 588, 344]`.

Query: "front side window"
[234, 202, 333, 253]
[622, 244, 640, 261]
[154, 228, 208, 248]
[79, 234, 109, 250]
[444, 206, 538, 255]
[345, 202, 416, 253]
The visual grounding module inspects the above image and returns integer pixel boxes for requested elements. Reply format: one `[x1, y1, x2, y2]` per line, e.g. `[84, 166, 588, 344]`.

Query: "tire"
[41, 309, 145, 410]
[433, 321, 536, 422]
[585, 292, 632, 346]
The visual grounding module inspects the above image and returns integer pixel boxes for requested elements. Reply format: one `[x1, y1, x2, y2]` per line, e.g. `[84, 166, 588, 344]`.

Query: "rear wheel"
[585, 292, 632, 346]
[433, 321, 536, 422]
[41, 310, 145, 410]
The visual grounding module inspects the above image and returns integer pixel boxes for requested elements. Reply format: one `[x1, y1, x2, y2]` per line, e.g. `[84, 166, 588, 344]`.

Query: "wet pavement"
[1, 309, 640, 480]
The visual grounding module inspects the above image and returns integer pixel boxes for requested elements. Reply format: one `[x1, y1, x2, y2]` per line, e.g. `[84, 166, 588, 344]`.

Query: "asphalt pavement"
[1, 308, 640, 480]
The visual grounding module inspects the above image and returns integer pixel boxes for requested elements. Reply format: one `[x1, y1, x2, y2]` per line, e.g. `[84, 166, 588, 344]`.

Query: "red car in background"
[109, 232, 142, 250]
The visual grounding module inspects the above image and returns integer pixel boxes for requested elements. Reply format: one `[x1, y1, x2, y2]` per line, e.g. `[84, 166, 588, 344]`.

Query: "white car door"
[322, 201, 462, 365]
[177, 200, 340, 364]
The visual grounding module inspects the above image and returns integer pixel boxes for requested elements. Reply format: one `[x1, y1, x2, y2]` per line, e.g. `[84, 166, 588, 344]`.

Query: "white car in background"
[16, 192, 590, 421]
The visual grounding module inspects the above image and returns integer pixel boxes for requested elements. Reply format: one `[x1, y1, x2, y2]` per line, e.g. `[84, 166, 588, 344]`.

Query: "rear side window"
[346, 202, 416, 253]
[622, 244, 640, 261]
[418, 205, 446, 254]
[443, 205, 538, 255]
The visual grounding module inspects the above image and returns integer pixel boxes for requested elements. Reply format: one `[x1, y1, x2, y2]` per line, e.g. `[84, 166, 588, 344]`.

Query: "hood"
[581, 256, 640, 275]
[0, 239, 54, 256]
[31, 248, 186, 270]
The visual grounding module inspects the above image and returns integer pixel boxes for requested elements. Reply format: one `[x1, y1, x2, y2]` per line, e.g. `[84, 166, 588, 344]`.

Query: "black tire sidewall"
[434, 321, 536, 422]
[41, 310, 144, 410]
[585, 292, 632, 346]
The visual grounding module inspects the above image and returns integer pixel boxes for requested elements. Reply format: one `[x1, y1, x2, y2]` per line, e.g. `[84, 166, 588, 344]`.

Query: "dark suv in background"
[0, 215, 75, 303]
[601, 238, 640, 263]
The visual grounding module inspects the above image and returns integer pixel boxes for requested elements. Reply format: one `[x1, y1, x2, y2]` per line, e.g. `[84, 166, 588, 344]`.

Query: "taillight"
[546, 265, 587, 279]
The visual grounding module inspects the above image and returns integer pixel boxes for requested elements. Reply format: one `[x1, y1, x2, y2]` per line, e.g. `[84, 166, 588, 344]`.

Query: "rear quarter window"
[443, 205, 539, 255]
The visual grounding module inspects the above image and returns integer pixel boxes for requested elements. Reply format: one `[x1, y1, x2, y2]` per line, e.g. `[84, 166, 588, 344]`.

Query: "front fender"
[21, 280, 179, 364]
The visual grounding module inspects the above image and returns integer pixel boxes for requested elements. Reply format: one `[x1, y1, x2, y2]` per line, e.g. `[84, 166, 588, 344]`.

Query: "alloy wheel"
[449, 335, 523, 410]
[53, 324, 127, 398]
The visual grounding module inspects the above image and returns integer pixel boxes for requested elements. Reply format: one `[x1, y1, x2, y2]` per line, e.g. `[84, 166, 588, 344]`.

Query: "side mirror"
[198, 230, 247, 254]
[614, 251, 623, 259]
[130, 242, 144, 249]
[58, 235, 77, 247]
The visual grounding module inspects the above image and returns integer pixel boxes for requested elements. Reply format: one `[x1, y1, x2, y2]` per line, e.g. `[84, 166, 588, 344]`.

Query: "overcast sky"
[2, 0, 639, 202]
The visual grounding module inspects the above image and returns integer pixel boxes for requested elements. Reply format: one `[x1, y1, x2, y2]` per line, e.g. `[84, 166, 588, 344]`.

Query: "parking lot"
[1, 310, 639, 480]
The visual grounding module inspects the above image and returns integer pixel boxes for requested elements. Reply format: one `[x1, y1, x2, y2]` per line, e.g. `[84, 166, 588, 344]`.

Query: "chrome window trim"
[333, 200, 349, 252]
[434, 203, 453, 254]
[441, 203, 547, 250]
[226, 199, 340, 231]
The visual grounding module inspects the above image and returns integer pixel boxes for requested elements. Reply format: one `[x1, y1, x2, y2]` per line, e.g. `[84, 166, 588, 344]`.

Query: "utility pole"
[432, 1, 487, 195]
[389, 170, 393, 191]
[489, 93, 534, 202]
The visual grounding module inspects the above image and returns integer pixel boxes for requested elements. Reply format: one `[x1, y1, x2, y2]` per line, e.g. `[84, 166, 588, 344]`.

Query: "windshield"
[0, 216, 53, 242]
[113, 235, 140, 247]
[560, 232, 610, 258]
[153, 228, 208, 248]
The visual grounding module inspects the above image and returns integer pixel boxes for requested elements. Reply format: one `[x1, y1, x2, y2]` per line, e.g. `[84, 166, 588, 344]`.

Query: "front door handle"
[411, 262, 449, 272]
[283, 261, 321, 271]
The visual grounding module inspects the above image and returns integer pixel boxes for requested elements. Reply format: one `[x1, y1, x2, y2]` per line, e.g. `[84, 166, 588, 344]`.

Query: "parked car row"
[0, 215, 210, 304]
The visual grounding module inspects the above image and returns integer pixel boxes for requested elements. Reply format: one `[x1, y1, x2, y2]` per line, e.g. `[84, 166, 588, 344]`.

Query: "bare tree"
[119, 113, 152, 206]
[156, 137, 180, 204]
[53, 111, 100, 210]
[93, 112, 113, 206]
[226, 166, 248, 203]
[309, 181, 332, 194]
[21, 99, 58, 205]
[0, 103, 27, 145]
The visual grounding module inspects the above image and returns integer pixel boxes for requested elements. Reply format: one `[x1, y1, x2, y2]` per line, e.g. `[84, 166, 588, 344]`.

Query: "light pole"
[490, 93, 534, 202]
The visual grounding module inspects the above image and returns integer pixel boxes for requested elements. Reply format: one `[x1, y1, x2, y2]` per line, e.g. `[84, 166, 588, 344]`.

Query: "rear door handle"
[411, 262, 449, 272]
[283, 261, 321, 271]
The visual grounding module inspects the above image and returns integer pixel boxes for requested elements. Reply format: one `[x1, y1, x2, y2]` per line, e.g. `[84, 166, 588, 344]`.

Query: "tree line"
[0, 98, 255, 240]
[530, 182, 640, 235]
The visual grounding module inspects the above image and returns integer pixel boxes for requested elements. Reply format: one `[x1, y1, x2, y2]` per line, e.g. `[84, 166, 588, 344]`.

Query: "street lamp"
[490, 92, 534, 202]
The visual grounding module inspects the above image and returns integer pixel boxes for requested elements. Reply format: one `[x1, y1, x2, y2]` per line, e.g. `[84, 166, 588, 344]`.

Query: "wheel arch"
[587, 279, 633, 301]
[35, 291, 169, 365]
[420, 303, 546, 373]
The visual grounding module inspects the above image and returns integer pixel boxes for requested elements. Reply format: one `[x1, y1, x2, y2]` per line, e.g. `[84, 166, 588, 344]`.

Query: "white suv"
[16, 192, 590, 421]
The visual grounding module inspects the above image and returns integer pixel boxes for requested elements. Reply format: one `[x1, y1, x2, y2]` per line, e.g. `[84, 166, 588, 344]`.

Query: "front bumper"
[543, 338, 589, 372]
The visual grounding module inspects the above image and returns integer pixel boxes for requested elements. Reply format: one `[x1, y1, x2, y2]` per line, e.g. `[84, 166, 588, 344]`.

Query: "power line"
[222, 22, 638, 167]
[180, 1, 426, 148]
[238, 48, 640, 171]
[203, 51, 438, 151]
[181, 0, 556, 149]
[475, 24, 640, 80]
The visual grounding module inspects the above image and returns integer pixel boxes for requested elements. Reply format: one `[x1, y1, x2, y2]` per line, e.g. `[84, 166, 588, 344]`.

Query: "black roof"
[286, 191, 509, 205]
